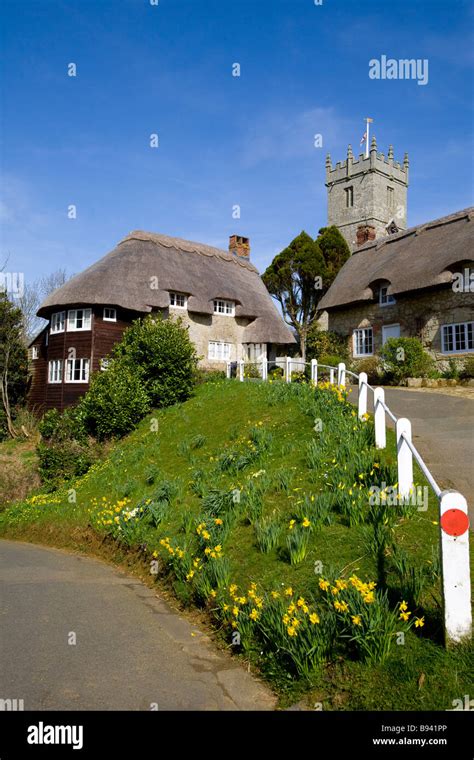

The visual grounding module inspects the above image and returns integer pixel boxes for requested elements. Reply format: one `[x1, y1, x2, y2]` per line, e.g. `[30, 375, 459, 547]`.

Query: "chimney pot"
[229, 235, 250, 259]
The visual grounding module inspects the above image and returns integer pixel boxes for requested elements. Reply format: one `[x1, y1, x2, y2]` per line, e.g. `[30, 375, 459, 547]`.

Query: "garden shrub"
[380, 337, 434, 383]
[352, 356, 383, 385]
[307, 328, 349, 363]
[36, 405, 95, 487]
[113, 314, 198, 408]
[79, 359, 151, 440]
[37, 439, 97, 489]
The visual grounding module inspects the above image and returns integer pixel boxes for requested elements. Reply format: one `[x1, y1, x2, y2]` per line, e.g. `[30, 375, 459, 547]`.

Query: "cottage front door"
[382, 323, 401, 344]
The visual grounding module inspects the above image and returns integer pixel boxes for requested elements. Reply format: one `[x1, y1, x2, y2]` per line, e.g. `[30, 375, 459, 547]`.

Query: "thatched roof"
[38, 231, 296, 345]
[318, 208, 474, 311]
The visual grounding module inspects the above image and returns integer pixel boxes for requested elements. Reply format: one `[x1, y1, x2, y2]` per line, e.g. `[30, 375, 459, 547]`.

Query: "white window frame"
[441, 322, 474, 354]
[169, 292, 187, 309]
[208, 341, 232, 361]
[66, 357, 90, 383]
[31, 346, 39, 360]
[379, 286, 396, 307]
[67, 308, 92, 331]
[103, 307, 117, 322]
[213, 299, 235, 316]
[353, 328, 374, 357]
[48, 359, 63, 384]
[50, 311, 65, 334]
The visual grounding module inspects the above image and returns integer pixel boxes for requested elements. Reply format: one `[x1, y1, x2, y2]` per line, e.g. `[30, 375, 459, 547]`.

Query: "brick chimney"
[229, 235, 250, 259]
[356, 224, 376, 247]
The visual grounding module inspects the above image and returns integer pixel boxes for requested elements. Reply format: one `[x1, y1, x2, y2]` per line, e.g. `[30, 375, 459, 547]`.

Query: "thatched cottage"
[318, 208, 474, 365]
[28, 231, 295, 411]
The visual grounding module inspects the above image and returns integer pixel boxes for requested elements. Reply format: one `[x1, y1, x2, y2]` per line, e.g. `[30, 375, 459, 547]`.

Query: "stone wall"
[326, 286, 474, 367]
[167, 307, 278, 371]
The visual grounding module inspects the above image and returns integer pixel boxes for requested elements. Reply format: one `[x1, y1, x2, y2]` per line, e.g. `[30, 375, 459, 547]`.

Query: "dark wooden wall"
[27, 305, 143, 413]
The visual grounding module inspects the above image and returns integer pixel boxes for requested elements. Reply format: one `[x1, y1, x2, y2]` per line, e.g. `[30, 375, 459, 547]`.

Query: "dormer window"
[103, 307, 117, 322]
[379, 286, 396, 306]
[169, 292, 187, 309]
[51, 311, 65, 333]
[213, 299, 235, 316]
[31, 346, 39, 360]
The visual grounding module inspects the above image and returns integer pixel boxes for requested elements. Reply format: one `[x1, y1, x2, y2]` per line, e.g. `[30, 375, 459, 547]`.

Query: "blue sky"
[1, 0, 473, 282]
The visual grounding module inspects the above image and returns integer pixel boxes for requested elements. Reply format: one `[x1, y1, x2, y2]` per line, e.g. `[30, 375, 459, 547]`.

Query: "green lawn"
[1, 379, 472, 710]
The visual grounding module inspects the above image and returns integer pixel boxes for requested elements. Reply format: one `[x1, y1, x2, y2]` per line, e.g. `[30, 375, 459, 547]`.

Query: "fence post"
[396, 418, 413, 499]
[337, 362, 346, 387]
[374, 387, 386, 449]
[311, 359, 318, 385]
[285, 356, 291, 383]
[239, 360, 244, 382]
[262, 358, 268, 382]
[439, 490, 472, 645]
[329, 367, 335, 385]
[358, 372, 368, 419]
[226, 361, 231, 380]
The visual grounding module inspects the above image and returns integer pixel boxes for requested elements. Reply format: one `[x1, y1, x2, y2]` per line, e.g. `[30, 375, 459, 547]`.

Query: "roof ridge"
[356, 206, 474, 253]
[119, 230, 258, 273]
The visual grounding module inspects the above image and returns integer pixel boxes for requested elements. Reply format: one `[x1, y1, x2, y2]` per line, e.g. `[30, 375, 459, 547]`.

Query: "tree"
[0, 291, 28, 438]
[18, 268, 69, 343]
[262, 227, 350, 361]
[316, 226, 351, 288]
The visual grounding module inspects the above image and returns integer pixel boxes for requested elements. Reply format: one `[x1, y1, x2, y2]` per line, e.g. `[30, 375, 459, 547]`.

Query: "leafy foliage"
[113, 314, 198, 408]
[380, 337, 434, 382]
[262, 227, 350, 359]
[80, 360, 151, 440]
[0, 291, 29, 438]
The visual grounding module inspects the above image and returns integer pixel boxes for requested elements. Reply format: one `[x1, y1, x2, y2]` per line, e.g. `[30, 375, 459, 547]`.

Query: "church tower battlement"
[326, 137, 409, 251]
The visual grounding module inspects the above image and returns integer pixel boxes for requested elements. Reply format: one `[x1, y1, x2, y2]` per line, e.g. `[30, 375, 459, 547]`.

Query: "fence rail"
[226, 356, 472, 645]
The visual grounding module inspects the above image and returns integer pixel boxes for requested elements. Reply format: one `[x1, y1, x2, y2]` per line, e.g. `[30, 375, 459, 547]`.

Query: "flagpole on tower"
[364, 117, 373, 158]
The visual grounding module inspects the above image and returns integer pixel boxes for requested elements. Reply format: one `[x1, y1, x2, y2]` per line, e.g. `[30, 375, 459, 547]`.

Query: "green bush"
[37, 439, 97, 489]
[113, 314, 198, 408]
[380, 338, 434, 383]
[36, 405, 95, 487]
[352, 356, 383, 385]
[307, 328, 349, 363]
[79, 360, 151, 440]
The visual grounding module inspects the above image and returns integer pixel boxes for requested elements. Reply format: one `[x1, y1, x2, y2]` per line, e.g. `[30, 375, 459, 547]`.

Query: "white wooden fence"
[226, 357, 472, 645]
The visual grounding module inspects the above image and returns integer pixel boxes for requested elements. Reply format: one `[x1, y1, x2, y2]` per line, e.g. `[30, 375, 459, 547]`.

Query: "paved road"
[358, 388, 474, 519]
[0, 540, 275, 711]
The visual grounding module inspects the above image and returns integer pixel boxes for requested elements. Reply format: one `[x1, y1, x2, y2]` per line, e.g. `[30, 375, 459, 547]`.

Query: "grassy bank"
[1, 379, 472, 709]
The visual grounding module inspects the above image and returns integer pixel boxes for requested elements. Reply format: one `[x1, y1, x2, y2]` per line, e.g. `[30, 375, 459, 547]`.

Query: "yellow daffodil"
[414, 616, 425, 628]
[351, 615, 362, 626]
[250, 609, 259, 621]
[309, 613, 320, 625]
